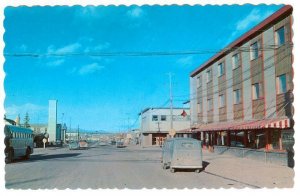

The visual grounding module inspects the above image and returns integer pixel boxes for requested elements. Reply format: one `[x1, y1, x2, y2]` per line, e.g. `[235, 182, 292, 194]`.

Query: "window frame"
[252, 83, 262, 100]
[219, 94, 225, 108]
[277, 74, 287, 94]
[233, 89, 241, 104]
[197, 103, 202, 113]
[206, 69, 212, 83]
[161, 115, 167, 121]
[250, 41, 260, 60]
[275, 26, 285, 47]
[197, 75, 202, 88]
[152, 115, 158, 121]
[218, 62, 225, 77]
[207, 99, 213, 111]
[232, 53, 240, 70]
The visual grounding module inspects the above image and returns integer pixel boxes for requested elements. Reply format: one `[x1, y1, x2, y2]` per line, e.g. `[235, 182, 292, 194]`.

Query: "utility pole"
[61, 113, 64, 143]
[127, 115, 130, 132]
[156, 122, 161, 132]
[77, 125, 79, 141]
[168, 72, 174, 131]
[69, 117, 72, 141]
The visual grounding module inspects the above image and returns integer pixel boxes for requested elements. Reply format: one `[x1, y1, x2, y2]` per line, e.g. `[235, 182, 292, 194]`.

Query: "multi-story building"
[139, 107, 191, 146]
[190, 5, 293, 152]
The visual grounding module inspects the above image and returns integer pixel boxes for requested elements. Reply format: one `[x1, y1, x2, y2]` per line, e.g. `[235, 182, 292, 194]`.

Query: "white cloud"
[76, 6, 100, 19]
[235, 9, 273, 31]
[94, 42, 111, 51]
[84, 42, 111, 53]
[46, 59, 65, 67]
[47, 43, 81, 54]
[78, 63, 105, 75]
[19, 44, 27, 51]
[127, 7, 144, 18]
[224, 9, 274, 46]
[176, 56, 194, 66]
[5, 103, 47, 120]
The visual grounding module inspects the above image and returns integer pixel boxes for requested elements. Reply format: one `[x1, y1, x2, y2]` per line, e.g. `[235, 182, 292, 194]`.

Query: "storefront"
[192, 118, 293, 152]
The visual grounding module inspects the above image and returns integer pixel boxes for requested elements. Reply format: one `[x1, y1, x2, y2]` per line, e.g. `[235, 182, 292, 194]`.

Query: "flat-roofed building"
[189, 5, 293, 152]
[139, 107, 191, 147]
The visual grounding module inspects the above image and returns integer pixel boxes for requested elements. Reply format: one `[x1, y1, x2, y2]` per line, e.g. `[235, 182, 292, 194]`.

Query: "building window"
[250, 41, 259, 60]
[232, 53, 240, 69]
[152, 115, 158, 121]
[197, 75, 202, 88]
[233, 89, 241, 104]
[218, 62, 225, 77]
[207, 99, 213, 111]
[275, 26, 285, 47]
[161, 115, 167, 121]
[252, 83, 262, 100]
[219, 94, 225, 108]
[277, 74, 287, 94]
[197, 103, 202, 113]
[206, 69, 212, 83]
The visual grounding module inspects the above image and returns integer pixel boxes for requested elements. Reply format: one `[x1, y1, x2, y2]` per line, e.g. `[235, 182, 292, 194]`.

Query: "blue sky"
[4, 5, 283, 132]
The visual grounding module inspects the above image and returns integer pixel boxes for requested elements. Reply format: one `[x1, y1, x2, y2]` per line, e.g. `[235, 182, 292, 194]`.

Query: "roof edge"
[190, 5, 293, 77]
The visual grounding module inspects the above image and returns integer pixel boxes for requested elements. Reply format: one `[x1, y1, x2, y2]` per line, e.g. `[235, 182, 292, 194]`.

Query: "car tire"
[195, 169, 201, 173]
[170, 168, 176, 173]
[5, 148, 14, 164]
[24, 147, 31, 160]
[162, 163, 168, 170]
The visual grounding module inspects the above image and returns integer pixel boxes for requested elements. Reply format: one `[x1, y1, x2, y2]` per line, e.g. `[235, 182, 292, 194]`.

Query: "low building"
[139, 107, 191, 147]
[29, 124, 48, 134]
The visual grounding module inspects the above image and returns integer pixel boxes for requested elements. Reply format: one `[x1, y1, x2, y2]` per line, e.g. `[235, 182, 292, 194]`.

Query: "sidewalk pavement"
[202, 149, 294, 188]
[128, 144, 294, 188]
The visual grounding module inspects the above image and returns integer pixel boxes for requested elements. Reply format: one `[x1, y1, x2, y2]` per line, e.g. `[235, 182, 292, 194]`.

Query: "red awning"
[192, 118, 291, 132]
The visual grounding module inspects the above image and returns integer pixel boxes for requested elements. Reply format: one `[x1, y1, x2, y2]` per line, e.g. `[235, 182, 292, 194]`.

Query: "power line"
[3, 43, 293, 57]
[174, 43, 293, 101]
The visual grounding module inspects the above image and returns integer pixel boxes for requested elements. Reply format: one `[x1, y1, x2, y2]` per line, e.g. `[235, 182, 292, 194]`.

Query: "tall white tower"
[48, 100, 57, 143]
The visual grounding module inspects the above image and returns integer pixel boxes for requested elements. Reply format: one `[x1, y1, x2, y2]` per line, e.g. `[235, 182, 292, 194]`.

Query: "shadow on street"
[10, 153, 81, 164]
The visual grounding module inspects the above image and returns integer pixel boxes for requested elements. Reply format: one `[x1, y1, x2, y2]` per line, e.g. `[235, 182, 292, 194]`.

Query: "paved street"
[5, 142, 294, 189]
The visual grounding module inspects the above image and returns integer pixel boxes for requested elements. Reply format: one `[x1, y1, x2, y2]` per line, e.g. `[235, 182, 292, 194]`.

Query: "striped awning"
[192, 118, 292, 132]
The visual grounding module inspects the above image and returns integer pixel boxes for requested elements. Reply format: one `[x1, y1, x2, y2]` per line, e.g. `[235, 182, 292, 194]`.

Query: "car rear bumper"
[171, 165, 203, 169]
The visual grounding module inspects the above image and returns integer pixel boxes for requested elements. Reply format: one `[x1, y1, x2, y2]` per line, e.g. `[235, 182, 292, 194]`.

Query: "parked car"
[110, 140, 116, 145]
[69, 140, 88, 150]
[116, 141, 125, 148]
[69, 141, 80, 150]
[78, 140, 88, 149]
[99, 141, 108, 146]
[162, 138, 203, 173]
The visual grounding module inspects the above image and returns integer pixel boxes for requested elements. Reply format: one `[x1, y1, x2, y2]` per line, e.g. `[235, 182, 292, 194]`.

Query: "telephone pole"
[168, 72, 174, 131]
[77, 125, 80, 141]
[156, 122, 161, 132]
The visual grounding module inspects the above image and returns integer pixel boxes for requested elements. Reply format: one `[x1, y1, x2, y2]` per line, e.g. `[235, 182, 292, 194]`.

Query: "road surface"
[5, 142, 294, 189]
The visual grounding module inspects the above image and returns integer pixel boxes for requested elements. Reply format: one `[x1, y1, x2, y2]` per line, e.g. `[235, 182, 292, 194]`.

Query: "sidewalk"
[202, 149, 294, 188]
[128, 145, 294, 188]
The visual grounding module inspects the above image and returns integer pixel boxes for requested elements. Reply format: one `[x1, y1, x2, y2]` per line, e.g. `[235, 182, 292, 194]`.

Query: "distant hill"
[67, 129, 112, 134]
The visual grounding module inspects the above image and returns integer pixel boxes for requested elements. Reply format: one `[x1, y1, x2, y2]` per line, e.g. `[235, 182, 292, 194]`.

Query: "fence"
[213, 145, 294, 168]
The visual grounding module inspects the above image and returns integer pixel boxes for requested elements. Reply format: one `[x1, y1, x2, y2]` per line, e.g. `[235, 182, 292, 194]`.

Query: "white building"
[47, 100, 58, 144]
[139, 107, 191, 147]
